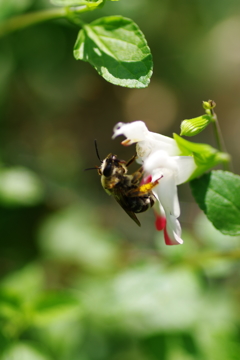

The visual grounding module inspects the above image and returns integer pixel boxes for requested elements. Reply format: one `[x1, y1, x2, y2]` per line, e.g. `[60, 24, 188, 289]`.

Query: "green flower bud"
[180, 115, 212, 137]
[202, 100, 216, 110]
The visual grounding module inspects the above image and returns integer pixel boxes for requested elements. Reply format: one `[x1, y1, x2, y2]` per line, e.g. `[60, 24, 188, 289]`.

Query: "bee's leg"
[127, 176, 163, 196]
[131, 167, 144, 184]
[125, 153, 138, 167]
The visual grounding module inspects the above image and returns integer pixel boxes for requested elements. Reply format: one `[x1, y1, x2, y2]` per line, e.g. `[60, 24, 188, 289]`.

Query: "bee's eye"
[103, 162, 112, 177]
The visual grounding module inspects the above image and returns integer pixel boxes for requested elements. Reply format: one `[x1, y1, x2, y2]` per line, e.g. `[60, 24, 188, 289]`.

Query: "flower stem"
[0, 7, 72, 38]
[211, 107, 233, 171]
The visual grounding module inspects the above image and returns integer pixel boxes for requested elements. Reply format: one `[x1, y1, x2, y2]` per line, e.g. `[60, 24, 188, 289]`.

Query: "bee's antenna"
[84, 167, 99, 171]
[94, 139, 102, 163]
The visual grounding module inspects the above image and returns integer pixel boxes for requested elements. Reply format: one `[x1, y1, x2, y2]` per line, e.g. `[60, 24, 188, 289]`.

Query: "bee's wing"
[112, 188, 141, 227]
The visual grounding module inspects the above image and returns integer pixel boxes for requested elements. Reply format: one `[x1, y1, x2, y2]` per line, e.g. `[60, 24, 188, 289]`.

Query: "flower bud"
[202, 100, 216, 110]
[180, 115, 212, 137]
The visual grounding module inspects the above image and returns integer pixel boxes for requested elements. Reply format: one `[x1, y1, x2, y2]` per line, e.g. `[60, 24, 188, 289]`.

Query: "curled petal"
[112, 121, 148, 144]
[155, 173, 180, 218]
[164, 214, 183, 245]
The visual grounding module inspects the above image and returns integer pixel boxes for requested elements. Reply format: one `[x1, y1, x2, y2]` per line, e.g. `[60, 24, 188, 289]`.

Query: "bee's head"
[100, 154, 126, 177]
[84, 141, 127, 177]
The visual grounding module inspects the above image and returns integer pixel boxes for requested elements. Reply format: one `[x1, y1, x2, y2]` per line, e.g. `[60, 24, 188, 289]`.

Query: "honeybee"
[86, 141, 162, 226]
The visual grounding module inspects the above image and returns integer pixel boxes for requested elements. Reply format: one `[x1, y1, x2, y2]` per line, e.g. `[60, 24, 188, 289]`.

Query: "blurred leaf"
[33, 292, 81, 326]
[0, 0, 33, 21]
[0, 266, 45, 338]
[190, 171, 240, 236]
[0, 291, 22, 320]
[0, 264, 45, 301]
[38, 205, 120, 272]
[193, 213, 240, 278]
[1, 342, 51, 360]
[196, 292, 237, 360]
[74, 16, 153, 88]
[35, 318, 83, 360]
[0, 44, 14, 106]
[79, 264, 203, 334]
[0, 167, 44, 206]
[0, 290, 27, 339]
[140, 334, 167, 360]
[194, 212, 240, 250]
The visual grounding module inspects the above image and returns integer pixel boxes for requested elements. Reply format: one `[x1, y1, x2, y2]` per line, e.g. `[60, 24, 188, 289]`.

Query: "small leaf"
[74, 16, 153, 88]
[173, 134, 230, 180]
[180, 115, 212, 137]
[190, 171, 240, 236]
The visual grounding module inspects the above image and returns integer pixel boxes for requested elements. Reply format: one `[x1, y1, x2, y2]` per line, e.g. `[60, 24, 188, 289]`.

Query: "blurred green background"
[0, 0, 240, 359]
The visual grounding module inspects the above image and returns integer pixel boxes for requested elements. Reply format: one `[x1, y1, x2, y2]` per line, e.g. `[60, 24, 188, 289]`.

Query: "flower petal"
[112, 121, 148, 144]
[174, 156, 197, 184]
[154, 211, 166, 231]
[155, 172, 180, 218]
[112, 121, 180, 158]
[144, 150, 178, 174]
[144, 151, 180, 217]
[164, 214, 183, 245]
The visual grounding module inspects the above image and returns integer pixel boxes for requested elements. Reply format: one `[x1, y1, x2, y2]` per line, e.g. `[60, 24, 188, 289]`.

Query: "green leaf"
[74, 16, 153, 88]
[190, 171, 240, 236]
[180, 115, 212, 137]
[173, 134, 230, 180]
[50, 0, 104, 7]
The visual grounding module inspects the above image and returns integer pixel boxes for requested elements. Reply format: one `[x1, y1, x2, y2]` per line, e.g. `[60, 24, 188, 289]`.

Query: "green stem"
[0, 6, 89, 38]
[211, 109, 233, 171]
[212, 113, 225, 152]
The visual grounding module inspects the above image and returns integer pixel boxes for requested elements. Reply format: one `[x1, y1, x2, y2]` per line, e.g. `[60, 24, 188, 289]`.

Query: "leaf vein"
[208, 187, 240, 213]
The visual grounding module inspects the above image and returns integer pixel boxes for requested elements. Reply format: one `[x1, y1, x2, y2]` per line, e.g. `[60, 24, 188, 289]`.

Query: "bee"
[86, 141, 162, 226]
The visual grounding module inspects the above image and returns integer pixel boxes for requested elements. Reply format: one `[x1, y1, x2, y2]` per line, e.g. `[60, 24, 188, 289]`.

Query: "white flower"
[112, 121, 180, 162]
[112, 121, 197, 245]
